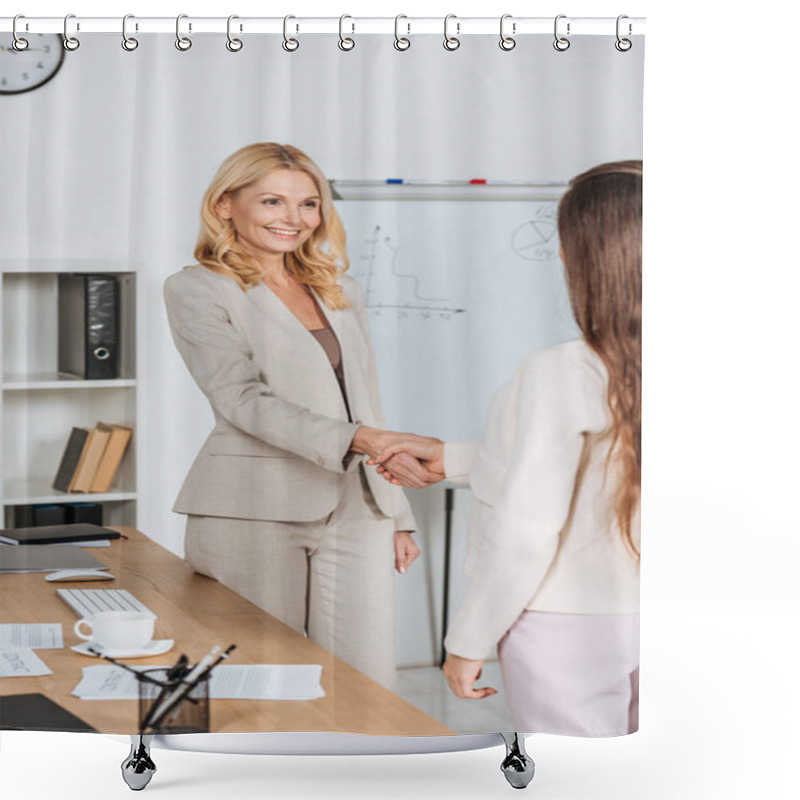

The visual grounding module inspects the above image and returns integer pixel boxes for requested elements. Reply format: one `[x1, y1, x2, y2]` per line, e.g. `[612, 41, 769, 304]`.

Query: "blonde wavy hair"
[558, 160, 642, 560]
[194, 143, 350, 309]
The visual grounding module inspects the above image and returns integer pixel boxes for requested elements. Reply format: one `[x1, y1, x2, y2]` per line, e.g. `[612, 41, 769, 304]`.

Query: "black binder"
[58, 273, 119, 379]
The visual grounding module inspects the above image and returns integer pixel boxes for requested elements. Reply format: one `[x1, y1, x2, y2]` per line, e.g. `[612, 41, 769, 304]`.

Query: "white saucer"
[71, 639, 174, 659]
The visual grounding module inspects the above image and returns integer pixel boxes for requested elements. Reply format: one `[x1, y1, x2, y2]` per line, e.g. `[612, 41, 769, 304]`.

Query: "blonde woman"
[164, 143, 424, 688]
[372, 161, 642, 734]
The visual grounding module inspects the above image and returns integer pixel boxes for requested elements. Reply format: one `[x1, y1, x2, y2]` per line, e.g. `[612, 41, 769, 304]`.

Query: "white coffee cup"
[73, 610, 156, 652]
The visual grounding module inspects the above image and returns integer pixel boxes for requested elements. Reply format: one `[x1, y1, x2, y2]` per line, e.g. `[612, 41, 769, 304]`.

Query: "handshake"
[351, 427, 446, 489]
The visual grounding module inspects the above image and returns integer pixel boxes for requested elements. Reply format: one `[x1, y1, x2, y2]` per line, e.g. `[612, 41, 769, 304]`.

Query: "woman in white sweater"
[371, 161, 642, 736]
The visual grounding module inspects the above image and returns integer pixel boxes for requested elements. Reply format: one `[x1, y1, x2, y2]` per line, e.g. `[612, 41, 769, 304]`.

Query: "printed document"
[0, 623, 64, 650]
[72, 664, 325, 701]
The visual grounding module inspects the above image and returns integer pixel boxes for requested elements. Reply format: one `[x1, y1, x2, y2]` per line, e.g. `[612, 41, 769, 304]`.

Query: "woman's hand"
[350, 427, 436, 460]
[442, 654, 498, 700]
[394, 531, 421, 574]
[379, 452, 437, 489]
[368, 439, 446, 488]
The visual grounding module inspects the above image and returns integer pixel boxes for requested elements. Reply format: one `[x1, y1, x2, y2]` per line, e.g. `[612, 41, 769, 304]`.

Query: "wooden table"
[0, 528, 453, 737]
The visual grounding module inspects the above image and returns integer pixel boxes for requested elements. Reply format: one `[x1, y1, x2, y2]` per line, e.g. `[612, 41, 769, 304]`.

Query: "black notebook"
[0, 523, 120, 546]
[0, 693, 97, 732]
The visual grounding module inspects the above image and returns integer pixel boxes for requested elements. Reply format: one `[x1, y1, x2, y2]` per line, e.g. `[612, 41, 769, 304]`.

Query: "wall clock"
[1, 33, 65, 95]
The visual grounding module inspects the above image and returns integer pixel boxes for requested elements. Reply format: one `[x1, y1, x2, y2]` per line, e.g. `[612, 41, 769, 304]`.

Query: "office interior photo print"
[0, 12, 644, 794]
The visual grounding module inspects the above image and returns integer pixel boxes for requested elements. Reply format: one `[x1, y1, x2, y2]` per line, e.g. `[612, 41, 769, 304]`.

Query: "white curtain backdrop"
[1, 33, 643, 666]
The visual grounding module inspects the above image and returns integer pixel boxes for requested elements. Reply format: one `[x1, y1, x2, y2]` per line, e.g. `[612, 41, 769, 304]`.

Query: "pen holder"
[137, 668, 210, 734]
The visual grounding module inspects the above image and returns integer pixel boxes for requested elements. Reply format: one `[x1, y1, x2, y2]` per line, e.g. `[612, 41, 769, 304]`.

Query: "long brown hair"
[558, 160, 642, 559]
[194, 143, 350, 309]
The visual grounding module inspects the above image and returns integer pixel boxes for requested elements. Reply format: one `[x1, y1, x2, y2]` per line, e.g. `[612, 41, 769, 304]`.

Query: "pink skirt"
[497, 610, 639, 737]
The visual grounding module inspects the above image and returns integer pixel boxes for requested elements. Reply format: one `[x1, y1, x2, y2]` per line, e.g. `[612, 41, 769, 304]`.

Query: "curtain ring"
[499, 14, 516, 51]
[443, 14, 460, 51]
[283, 15, 299, 52]
[63, 13, 80, 51]
[176, 14, 192, 51]
[226, 15, 243, 51]
[338, 14, 355, 51]
[553, 14, 570, 51]
[615, 15, 632, 52]
[122, 14, 139, 51]
[12, 15, 29, 51]
[394, 15, 411, 51]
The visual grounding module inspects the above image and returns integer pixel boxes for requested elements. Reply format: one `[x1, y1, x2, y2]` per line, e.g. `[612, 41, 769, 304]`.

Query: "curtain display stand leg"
[500, 733, 535, 789]
[117, 732, 533, 790]
[121, 735, 157, 791]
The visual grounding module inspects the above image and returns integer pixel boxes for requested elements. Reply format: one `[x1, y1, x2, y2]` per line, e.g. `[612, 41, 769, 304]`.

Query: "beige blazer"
[164, 264, 414, 530]
[441, 339, 640, 660]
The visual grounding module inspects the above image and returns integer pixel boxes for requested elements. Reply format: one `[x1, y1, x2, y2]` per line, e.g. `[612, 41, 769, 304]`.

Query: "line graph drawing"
[352, 225, 466, 320]
[512, 203, 560, 262]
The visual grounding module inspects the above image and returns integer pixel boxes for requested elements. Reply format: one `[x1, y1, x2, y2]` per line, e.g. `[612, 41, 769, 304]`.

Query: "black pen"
[165, 644, 237, 723]
[87, 648, 163, 687]
[139, 654, 189, 731]
[146, 644, 236, 731]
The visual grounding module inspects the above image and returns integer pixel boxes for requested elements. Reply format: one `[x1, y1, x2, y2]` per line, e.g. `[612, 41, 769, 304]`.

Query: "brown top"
[310, 327, 351, 420]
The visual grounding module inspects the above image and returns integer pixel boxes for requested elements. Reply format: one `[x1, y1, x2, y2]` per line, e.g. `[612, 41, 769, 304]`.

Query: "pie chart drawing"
[512, 219, 559, 261]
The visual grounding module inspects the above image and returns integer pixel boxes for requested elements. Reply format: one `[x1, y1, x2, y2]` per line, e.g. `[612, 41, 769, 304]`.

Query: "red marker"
[469, 179, 487, 184]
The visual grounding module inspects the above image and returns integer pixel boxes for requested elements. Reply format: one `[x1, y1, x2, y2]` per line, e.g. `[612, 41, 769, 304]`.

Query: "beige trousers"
[184, 469, 397, 688]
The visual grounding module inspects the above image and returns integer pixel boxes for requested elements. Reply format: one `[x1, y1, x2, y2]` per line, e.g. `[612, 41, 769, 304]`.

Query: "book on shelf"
[52, 427, 91, 493]
[69, 426, 111, 492]
[89, 423, 133, 493]
[51, 422, 132, 494]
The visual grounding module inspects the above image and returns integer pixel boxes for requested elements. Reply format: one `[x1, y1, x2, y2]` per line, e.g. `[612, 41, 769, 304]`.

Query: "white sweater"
[443, 338, 640, 661]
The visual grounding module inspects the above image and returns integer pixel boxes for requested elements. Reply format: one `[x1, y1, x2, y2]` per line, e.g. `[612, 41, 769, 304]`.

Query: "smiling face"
[215, 168, 322, 267]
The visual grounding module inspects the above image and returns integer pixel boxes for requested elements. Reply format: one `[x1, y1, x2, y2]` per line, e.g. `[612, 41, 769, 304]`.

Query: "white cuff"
[444, 440, 479, 486]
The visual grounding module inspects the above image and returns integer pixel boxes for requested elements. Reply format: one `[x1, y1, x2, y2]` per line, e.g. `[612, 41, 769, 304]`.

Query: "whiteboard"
[335, 189, 580, 442]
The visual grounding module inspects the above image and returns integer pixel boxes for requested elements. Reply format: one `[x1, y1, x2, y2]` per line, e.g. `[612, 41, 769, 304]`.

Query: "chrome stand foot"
[121, 735, 157, 791]
[500, 733, 535, 790]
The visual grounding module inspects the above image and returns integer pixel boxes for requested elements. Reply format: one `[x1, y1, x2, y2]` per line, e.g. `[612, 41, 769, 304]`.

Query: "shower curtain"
[0, 19, 644, 746]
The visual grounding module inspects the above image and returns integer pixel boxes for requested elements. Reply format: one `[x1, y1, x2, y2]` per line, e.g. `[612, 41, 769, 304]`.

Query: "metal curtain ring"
[394, 15, 410, 51]
[443, 14, 460, 51]
[122, 14, 138, 51]
[615, 15, 632, 51]
[338, 14, 355, 51]
[64, 13, 80, 51]
[283, 15, 299, 52]
[12, 15, 29, 51]
[553, 14, 570, 51]
[499, 14, 516, 51]
[226, 15, 243, 51]
[176, 14, 192, 51]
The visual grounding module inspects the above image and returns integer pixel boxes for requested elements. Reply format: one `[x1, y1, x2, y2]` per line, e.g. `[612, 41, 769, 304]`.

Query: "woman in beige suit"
[164, 143, 424, 688]
[373, 161, 642, 734]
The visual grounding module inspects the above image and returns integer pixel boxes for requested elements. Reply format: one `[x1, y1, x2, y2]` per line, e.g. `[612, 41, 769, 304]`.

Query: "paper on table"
[52, 540, 111, 548]
[211, 665, 325, 700]
[72, 664, 325, 701]
[0, 648, 53, 677]
[71, 664, 151, 699]
[0, 623, 64, 650]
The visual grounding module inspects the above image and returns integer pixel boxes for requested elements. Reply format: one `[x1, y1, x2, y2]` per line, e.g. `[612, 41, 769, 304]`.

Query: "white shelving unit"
[0, 260, 139, 528]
